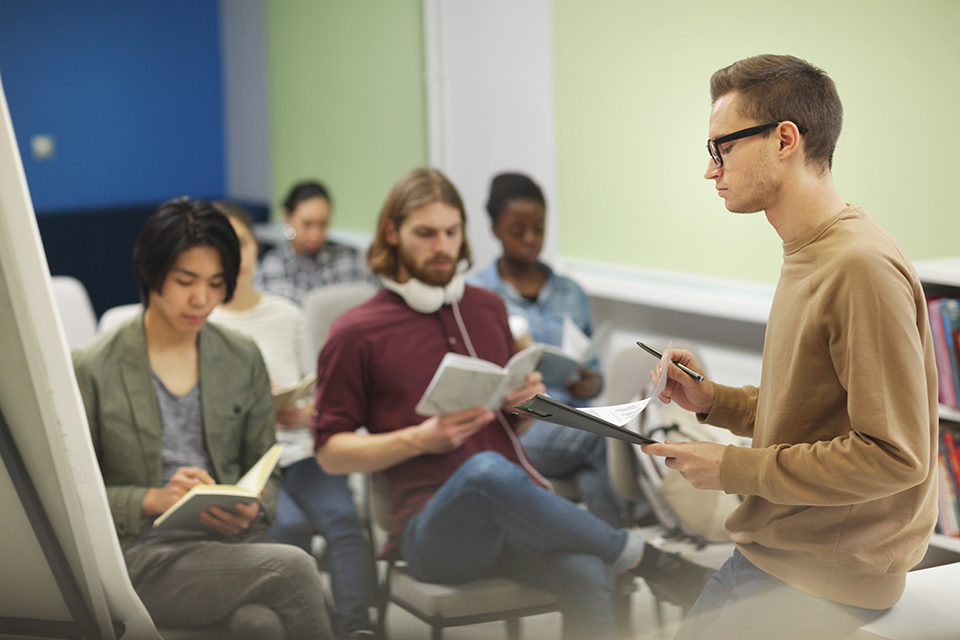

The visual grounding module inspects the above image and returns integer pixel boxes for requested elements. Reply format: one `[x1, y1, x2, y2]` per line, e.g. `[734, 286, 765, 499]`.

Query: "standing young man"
[642, 55, 939, 640]
[312, 168, 699, 640]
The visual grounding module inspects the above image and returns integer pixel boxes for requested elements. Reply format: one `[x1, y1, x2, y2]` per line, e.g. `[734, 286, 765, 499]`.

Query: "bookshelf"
[914, 257, 960, 424]
[914, 257, 960, 543]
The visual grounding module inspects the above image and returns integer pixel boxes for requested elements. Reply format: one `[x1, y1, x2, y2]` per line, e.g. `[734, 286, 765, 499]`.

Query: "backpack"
[627, 391, 744, 544]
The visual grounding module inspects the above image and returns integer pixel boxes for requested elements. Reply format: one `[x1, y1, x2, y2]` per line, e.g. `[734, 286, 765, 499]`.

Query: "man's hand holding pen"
[638, 344, 715, 415]
[637, 345, 725, 490]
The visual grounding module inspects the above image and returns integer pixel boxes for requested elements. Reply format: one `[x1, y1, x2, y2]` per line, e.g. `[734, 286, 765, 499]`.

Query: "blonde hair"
[367, 168, 472, 278]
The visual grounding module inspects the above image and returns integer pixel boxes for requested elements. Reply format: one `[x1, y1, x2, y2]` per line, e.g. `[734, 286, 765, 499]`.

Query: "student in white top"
[210, 202, 376, 640]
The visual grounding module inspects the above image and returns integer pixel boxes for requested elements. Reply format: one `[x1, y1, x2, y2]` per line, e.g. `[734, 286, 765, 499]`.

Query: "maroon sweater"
[312, 285, 529, 543]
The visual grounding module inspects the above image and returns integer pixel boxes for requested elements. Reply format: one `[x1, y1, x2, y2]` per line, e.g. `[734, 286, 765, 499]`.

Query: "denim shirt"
[468, 259, 595, 403]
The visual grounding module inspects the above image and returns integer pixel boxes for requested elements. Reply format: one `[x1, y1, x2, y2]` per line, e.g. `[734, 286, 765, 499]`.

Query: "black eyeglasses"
[707, 121, 808, 168]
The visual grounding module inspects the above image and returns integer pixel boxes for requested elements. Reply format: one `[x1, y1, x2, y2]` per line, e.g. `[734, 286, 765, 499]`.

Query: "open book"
[415, 344, 546, 416]
[537, 317, 610, 388]
[152, 443, 283, 531]
[272, 371, 317, 411]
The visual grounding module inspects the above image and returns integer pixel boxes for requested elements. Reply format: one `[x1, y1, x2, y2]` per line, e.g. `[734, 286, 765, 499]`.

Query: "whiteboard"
[0, 72, 160, 638]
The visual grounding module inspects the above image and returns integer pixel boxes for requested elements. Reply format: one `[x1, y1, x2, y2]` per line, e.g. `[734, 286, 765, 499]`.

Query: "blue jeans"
[521, 421, 628, 527]
[674, 550, 888, 640]
[270, 458, 375, 640]
[400, 452, 640, 640]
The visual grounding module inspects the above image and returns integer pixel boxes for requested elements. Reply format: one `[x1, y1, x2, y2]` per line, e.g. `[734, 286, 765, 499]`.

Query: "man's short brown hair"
[710, 54, 843, 171]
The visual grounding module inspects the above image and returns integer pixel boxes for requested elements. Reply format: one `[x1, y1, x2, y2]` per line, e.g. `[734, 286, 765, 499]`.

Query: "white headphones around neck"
[381, 273, 465, 314]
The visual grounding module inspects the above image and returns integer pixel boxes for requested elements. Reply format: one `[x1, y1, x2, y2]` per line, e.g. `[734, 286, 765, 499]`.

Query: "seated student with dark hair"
[73, 198, 333, 640]
[469, 171, 631, 528]
[255, 180, 371, 306]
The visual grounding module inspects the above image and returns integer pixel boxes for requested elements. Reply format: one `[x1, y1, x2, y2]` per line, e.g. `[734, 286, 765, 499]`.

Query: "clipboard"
[513, 394, 659, 446]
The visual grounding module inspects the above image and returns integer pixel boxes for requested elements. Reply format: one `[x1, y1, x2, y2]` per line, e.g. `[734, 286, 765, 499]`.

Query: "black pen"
[636, 342, 705, 382]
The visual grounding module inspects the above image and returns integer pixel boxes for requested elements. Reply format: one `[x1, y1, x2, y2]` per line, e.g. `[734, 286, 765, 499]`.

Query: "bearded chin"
[418, 267, 456, 287]
[399, 251, 458, 287]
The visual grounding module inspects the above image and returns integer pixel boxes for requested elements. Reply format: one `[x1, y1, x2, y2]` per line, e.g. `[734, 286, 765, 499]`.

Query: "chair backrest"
[303, 281, 378, 365]
[50, 276, 97, 350]
[98, 303, 142, 334]
[604, 341, 741, 542]
[604, 344, 673, 516]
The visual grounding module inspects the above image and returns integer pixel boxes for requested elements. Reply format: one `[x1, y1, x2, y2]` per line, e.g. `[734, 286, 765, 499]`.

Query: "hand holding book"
[152, 444, 283, 532]
[200, 498, 263, 537]
[415, 344, 545, 416]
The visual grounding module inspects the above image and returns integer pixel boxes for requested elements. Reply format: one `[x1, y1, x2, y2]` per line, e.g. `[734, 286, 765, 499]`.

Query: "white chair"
[303, 281, 378, 367]
[50, 276, 98, 350]
[97, 303, 142, 334]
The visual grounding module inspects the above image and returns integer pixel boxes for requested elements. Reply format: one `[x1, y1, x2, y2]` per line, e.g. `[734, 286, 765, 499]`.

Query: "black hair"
[133, 197, 241, 307]
[485, 172, 546, 224]
[283, 180, 332, 216]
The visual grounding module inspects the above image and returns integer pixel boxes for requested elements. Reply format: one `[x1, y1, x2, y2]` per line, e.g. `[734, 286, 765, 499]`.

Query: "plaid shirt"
[254, 240, 372, 306]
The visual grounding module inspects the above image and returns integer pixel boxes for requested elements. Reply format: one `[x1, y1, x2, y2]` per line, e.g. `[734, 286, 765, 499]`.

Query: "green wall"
[266, 0, 427, 231]
[554, 0, 960, 284]
[266, 1, 960, 286]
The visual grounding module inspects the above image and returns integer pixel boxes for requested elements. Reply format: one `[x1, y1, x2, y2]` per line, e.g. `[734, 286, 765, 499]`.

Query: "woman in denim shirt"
[469, 172, 629, 527]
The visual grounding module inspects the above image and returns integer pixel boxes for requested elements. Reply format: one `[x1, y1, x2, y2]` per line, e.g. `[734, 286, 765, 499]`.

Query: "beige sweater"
[706, 206, 939, 609]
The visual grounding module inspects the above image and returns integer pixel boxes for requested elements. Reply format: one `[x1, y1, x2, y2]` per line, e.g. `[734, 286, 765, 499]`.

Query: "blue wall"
[0, 0, 225, 212]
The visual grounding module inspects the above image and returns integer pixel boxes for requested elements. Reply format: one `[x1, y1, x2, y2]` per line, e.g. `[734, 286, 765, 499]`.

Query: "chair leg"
[653, 596, 665, 635]
[376, 562, 393, 640]
[614, 591, 632, 638]
[505, 617, 522, 640]
[377, 603, 389, 640]
[432, 624, 443, 640]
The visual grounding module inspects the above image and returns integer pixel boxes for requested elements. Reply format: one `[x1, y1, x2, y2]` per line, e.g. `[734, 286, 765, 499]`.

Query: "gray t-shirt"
[152, 372, 213, 485]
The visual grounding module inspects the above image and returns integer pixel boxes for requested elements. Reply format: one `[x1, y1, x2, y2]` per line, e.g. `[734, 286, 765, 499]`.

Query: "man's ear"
[385, 220, 399, 246]
[777, 122, 804, 161]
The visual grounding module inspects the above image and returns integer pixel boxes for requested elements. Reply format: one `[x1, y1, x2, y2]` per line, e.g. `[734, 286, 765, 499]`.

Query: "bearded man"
[311, 168, 697, 640]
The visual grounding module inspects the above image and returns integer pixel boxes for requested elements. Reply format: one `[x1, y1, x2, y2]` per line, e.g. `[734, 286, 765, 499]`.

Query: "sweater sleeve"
[721, 248, 935, 505]
[312, 319, 370, 449]
[701, 383, 758, 438]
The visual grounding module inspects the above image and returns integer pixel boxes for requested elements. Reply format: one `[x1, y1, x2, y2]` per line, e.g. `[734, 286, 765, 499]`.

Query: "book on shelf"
[272, 371, 317, 411]
[937, 452, 960, 537]
[415, 344, 545, 416]
[929, 299, 956, 410]
[942, 298, 960, 410]
[537, 316, 611, 389]
[937, 428, 960, 537]
[926, 296, 960, 412]
[152, 443, 283, 531]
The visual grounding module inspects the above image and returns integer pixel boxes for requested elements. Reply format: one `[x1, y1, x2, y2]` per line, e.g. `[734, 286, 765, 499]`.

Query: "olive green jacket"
[73, 312, 279, 548]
